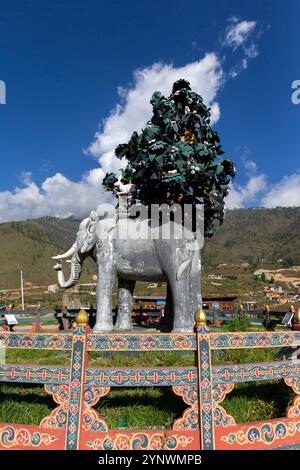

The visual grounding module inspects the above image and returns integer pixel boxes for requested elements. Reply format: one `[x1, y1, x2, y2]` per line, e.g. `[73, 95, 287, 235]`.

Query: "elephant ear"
[80, 214, 99, 253]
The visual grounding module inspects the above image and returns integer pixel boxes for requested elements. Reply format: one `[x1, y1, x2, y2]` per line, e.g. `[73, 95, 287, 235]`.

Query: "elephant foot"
[114, 327, 133, 333]
[114, 321, 133, 332]
[114, 323, 133, 332]
[172, 327, 194, 333]
[93, 324, 114, 333]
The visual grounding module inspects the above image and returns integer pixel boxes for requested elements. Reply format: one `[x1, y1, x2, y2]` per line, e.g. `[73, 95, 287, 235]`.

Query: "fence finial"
[195, 308, 207, 326]
[76, 309, 89, 327]
[294, 308, 300, 324]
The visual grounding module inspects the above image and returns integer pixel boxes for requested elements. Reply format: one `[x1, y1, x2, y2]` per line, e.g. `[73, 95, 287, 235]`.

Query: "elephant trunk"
[54, 254, 83, 289]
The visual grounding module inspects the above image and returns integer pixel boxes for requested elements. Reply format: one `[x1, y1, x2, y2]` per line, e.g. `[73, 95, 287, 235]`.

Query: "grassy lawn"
[0, 320, 295, 428]
[222, 380, 295, 423]
[0, 377, 294, 427]
[0, 383, 55, 425]
[5, 349, 71, 365]
[95, 387, 186, 429]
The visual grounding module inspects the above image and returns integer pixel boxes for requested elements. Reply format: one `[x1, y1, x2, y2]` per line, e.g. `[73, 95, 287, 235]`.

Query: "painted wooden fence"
[0, 307, 291, 333]
[0, 309, 300, 450]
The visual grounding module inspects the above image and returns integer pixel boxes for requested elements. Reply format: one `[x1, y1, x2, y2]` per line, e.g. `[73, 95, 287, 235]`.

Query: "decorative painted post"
[195, 309, 215, 450]
[292, 307, 300, 332]
[213, 308, 218, 326]
[61, 314, 68, 331]
[292, 309, 300, 360]
[36, 303, 41, 333]
[264, 304, 270, 329]
[65, 309, 89, 450]
[290, 305, 295, 319]
[239, 303, 244, 319]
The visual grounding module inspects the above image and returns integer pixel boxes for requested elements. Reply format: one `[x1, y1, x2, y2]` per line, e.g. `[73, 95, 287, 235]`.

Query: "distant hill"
[0, 207, 299, 288]
[204, 207, 300, 268]
[0, 217, 94, 289]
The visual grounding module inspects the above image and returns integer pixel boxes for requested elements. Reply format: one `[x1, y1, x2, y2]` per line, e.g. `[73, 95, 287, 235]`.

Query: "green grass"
[0, 383, 55, 425]
[6, 349, 70, 365]
[0, 383, 186, 428]
[0, 378, 295, 427]
[212, 347, 279, 365]
[222, 380, 295, 423]
[95, 387, 186, 429]
[89, 350, 195, 367]
[212, 319, 293, 423]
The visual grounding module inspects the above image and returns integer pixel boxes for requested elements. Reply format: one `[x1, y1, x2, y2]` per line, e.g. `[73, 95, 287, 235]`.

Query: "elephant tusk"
[52, 245, 76, 260]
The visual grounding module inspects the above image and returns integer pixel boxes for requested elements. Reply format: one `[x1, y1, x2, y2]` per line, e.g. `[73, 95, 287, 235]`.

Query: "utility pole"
[20, 270, 24, 310]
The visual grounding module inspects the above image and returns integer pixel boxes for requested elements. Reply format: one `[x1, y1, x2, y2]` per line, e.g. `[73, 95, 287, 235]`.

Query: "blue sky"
[0, 0, 299, 220]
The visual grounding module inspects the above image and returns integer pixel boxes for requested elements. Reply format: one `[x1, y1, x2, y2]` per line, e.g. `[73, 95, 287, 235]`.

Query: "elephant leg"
[114, 279, 135, 331]
[160, 283, 173, 332]
[155, 242, 194, 333]
[93, 240, 115, 333]
[167, 270, 194, 333]
[190, 251, 202, 317]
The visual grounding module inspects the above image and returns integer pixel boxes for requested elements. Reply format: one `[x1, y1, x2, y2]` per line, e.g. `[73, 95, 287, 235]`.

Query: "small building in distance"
[242, 300, 257, 310]
[240, 261, 250, 268]
[133, 295, 238, 312]
[202, 296, 238, 311]
[133, 296, 166, 310]
[47, 284, 59, 293]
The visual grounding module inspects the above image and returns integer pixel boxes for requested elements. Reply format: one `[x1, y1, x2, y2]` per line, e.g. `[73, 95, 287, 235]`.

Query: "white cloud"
[237, 144, 257, 175]
[244, 43, 259, 59]
[262, 173, 300, 207]
[243, 159, 257, 173]
[87, 53, 224, 172]
[225, 174, 268, 209]
[0, 171, 113, 222]
[226, 169, 300, 210]
[223, 17, 260, 78]
[224, 18, 257, 50]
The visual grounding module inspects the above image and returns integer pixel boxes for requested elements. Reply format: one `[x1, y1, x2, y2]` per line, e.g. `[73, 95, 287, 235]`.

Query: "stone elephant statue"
[52, 211, 202, 333]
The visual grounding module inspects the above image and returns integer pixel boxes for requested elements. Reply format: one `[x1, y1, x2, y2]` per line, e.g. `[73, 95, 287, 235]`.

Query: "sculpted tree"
[103, 79, 235, 237]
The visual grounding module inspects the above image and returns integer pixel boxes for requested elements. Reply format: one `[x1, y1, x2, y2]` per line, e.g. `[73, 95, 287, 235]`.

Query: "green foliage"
[202, 251, 216, 268]
[0, 383, 186, 429]
[282, 257, 294, 267]
[204, 206, 300, 267]
[89, 350, 194, 367]
[103, 172, 118, 190]
[0, 383, 55, 425]
[103, 79, 235, 237]
[6, 349, 70, 365]
[222, 380, 294, 423]
[214, 346, 278, 365]
[0, 216, 94, 289]
[222, 318, 251, 332]
[95, 387, 186, 429]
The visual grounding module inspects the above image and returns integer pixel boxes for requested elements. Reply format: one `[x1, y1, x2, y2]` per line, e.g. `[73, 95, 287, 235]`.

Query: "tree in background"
[103, 79, 235, 237]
